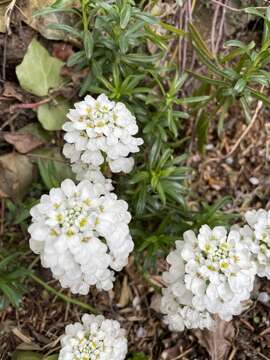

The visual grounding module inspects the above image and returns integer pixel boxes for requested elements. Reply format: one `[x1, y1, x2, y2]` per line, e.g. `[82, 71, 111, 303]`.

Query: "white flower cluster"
[63, 94, 143, 177]
[245, 209, 270, 279]
[28, 179, 133, 294]
[59, 314, 127, 360]
[161, 224, 257, 330]
[161, 241, 214, 331]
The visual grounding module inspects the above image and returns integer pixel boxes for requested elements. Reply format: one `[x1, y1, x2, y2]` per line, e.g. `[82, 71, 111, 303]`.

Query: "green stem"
[81, 0, 89, 32]
[30, 273, 99, 314]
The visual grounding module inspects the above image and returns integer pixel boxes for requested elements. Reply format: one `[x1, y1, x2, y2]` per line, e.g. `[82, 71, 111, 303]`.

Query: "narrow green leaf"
[187, 71, 228, 86]
[160, 21, 186, 36]
[249, 87, 270, 107]
[188, 23, 214, 60]
[195, 110, 209, 153]
[176, 95, 211, 104]
[120, 3, 131, 29]
[67, 51, 86, 66]
[83, 30, 94, 59]
[48, 23, 82, 38]
[12, 351, 43, 360]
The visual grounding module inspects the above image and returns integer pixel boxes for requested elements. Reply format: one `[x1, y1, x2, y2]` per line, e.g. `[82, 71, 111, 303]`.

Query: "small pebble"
[249, 177, 259, 185]
[226, 156, 234, 165]
[136, 326, 146, 338]
[206, 143, 214, 150]
[258, 292, 269, 303]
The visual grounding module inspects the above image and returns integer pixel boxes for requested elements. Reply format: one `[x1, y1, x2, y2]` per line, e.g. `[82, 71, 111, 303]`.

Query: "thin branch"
[211, 3, 220, 55]
[211, 0, 241, 11]
[224, 97, 263, 158]
[6, 98, 51, 113]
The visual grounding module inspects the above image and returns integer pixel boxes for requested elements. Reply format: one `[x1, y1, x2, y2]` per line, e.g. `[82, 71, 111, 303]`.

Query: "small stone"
[258, 292, 269, 303]
[249, 177, 259, 186]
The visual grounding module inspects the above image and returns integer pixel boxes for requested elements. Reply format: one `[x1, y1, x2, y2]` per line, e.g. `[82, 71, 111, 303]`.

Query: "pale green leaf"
[12, 351, 42, 360]
[16, 39, 64, 96]
[37, 98, 70, 131]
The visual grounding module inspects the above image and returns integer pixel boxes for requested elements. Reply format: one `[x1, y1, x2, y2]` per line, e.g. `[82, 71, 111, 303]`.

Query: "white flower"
[181, 225, 256, 321]
[62, 94, 143, 174]
[161, 225, 257, 330]
[160, 241, 214, 331]
[245, 209, 270, 279]
[71, 160, 114, 193]
[59, 314, 127, 360]
[28, 179, 134, 294]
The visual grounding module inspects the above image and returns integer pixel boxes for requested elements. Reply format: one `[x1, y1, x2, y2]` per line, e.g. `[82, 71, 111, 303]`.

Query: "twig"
[30, 273, 99, 314]
[211, 2, 220, 55]
[4, 0, 16, 34]
[210, 0, 241, 11]
[0, 199, 4, 239]
[215, 0, 227, 53]
[228, 347, 238, 360]
[224, 96, 264, 158]
[171, 347, 193, 359]
[7, 98, 51, 113]
[2, 34, 7, 80]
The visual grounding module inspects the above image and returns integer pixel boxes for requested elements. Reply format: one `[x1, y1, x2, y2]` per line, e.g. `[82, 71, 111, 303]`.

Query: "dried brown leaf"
[0, 152, 35, 200]
[52, 42, 74, 61]
[4, 133, 43, 153]
[194, 317, 235, 360]
[117, 276, 131, 308]
[2, 81, 25, 102]
[150, 293, 161, 313]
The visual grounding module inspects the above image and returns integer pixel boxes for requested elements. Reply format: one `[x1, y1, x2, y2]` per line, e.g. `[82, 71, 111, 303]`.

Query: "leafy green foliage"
[34, 148, 75, 190]
[0, 252, 28, 310]
[31, 0, 240, 266]
[189, 6, 270, 148]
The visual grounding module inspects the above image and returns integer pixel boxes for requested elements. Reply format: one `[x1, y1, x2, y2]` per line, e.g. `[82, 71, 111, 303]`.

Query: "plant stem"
[30, 273, 99, 314]
[81, 0, 89, 32]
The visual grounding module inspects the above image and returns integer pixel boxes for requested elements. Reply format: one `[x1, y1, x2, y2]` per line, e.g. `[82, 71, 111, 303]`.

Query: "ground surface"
[1, 1, 270, 359]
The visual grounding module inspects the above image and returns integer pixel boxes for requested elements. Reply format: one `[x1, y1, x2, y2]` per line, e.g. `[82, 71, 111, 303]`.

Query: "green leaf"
[84, 30, 94, 59]
[12, 352, 43, 360]
[37, 98, 70, 131]
[160, 21, 186, 36]
[120, 3, 131, 29]
[128, 352, 149, 360]
[233, 78, 246, 94]
[0, 252, 22, 270]
[67, 51, 86, 66]
[187, 71, 228, 86]
[16, 39, 64, 96]
[44, 355, 59, 360]
[0, 282, 21, 307]
[195, 110, 209, 153]
[188, 23, 214, 60]
[34, 147, 74, 189]
[244, 7, 265, 18]
[176, 95, 211, 104]
[249, 87, 270, 107]
[149, 138, 162, 170]
[48, 23, 82, 38]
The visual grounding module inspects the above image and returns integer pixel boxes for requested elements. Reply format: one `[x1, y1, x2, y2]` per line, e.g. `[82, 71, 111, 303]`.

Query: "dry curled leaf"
[0, 153, 35, 200]
[194, 317, 235, 360]
[117, 275, 131, 308]
[4, 133, 43, 153]
[2, 81, 25, 102]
